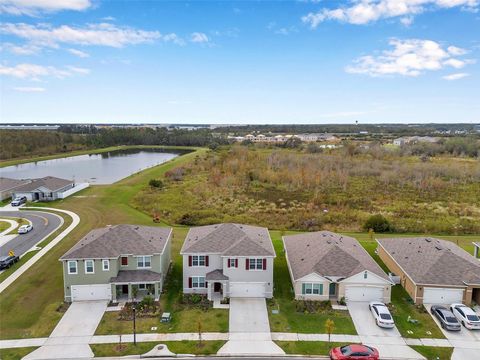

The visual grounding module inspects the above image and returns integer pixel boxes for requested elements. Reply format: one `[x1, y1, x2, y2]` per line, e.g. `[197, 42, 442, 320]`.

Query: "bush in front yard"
[180, 294, 211, 310]
[295, 300, 332, 314]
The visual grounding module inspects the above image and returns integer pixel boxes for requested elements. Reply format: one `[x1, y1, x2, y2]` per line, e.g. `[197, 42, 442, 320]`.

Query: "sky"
[0, 0, 479, 125]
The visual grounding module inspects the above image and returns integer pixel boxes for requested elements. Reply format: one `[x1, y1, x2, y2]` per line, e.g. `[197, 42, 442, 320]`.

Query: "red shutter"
[245, 258, 249, 270]
[188, 277, 192, 288]
[205, 256, 209, 267]
[235, 259, 238, 268]
[263, 258, 267, 270]
[205, 281, 208, 288]
[188, 256, 192, 267]
[227, 259, 231, 268]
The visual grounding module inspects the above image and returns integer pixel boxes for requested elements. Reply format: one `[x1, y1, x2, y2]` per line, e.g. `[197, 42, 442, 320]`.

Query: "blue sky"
[0, 0, 479, 124]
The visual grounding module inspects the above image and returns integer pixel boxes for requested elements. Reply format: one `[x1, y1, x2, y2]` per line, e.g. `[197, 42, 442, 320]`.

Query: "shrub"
[149, 179, 164, 188]
[364, 214, 391, 232]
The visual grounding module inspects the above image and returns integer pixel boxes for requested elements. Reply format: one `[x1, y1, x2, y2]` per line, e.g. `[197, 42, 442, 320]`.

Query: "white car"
[369, 301, 395, 328]
[18, 224, 33, 234]
[450, 303, 480, 330]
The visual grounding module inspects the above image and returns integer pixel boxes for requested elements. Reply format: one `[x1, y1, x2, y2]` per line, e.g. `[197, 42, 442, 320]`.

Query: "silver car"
[450, 303, 480, 330]
[431, 305, 461, 331]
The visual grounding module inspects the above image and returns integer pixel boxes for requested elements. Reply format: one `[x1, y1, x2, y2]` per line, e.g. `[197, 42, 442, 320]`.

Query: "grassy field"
[410, 346, 454, 360]
[0, 220, 10, 232]
[0, 347, 38, 360]
[90, 340, 226, 357]
[276, 341, 351, 355]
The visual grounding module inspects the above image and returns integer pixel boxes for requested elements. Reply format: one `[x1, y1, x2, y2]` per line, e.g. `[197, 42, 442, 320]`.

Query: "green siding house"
[60, 224, 172, 302]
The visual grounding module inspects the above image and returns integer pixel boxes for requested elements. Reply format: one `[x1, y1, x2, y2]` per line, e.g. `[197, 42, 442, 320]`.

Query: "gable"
[297, 272, 329, 283]
[341, 270, 392, 285]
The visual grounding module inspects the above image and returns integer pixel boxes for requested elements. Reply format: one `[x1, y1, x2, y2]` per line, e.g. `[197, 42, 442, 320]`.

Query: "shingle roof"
[180, 223, 275, 257]
[13, 176, 73, 192]
[60, 225, 172, 260]
[0, 177, 30, 192]
[378, 237, 480, 286]
[283, 231, 389, 281]
[110, 270, 162, 283]
[206, 269, 229, 281]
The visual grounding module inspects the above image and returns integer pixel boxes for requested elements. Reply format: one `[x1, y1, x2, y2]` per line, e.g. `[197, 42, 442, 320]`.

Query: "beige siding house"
[60, 225, 172, 302]
[180, 223, 276, 300]
[284, 231, 392, 303]
[377, 237, 480, 305]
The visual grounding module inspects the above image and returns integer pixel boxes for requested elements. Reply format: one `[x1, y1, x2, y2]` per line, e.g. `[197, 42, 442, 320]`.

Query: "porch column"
[154, 282, 160, 301]
[128, 283, 133, 301]
[111, 284, 117, 302]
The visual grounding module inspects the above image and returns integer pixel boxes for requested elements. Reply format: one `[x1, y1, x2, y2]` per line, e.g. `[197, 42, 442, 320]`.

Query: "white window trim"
[248, 258, 264, 271]
[192, 276, 206, 289]
[192, 255, 206, 267]
[302, 282, 323, 295]
[137, 255, 152, 269]
[138, 283, 146, 290]
[85, 259, 95, 274]
[67, 260, 77, 275]
[102, 259, 110, 271]
[228, 258, 236, 268]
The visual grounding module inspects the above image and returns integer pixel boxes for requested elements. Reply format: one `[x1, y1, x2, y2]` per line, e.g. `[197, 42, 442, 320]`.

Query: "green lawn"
[0, 347, 38, 360]
[410, 346, 453, 360]
[0, 220, 10, 232]
[90, 340, 226, 357]
[276, 341, 352, 356]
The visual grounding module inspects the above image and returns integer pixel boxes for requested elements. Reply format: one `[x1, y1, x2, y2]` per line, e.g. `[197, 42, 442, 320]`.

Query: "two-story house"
[180, 223, 276, 300]
[60, 224, 172, 302]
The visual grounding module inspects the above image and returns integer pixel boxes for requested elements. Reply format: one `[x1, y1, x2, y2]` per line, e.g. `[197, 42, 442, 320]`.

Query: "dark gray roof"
[0, 177, 30, 192]
[283, 231, 390, 281]
[60, 225, 172, 260]
[13, 176, 73, 192]
[180, 223, 275, 257]
[378, 237, 480, 286]
[110, 270, 162, 283]
[206, 269, 229, 281]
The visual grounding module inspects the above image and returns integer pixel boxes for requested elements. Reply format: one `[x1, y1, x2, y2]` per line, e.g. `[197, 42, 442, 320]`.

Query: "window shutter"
[245, 258, 249, 270]
[205, 256, 209, 267]
[302, 283, 306, 295]
[188, 277, 192, 288]
[188, 256, 192, 267]
[205, 281, 208, 288]
[263, 258, 267, 270]
[235, 259, 238, 268]
[227, 259, 231, 268]
[319, 284, 323, 295]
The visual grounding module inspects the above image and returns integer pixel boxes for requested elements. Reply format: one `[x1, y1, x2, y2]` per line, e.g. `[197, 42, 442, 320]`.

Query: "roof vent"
[405, 256, 409, 259]
[425, 238, 432, 242]
[435, 245, 443, 251]
[301, 258, 304, 261]
[306, 244, 310, 247]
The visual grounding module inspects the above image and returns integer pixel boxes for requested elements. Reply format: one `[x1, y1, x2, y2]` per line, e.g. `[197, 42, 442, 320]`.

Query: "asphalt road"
[0, 210, 62, 258]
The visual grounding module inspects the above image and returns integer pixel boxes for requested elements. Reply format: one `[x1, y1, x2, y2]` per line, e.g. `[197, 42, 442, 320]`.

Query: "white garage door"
[423, 287, 463, 304]
[230, 282, 265, 298]
[345, 286, 383, 302]
[71, 284, 111, 301]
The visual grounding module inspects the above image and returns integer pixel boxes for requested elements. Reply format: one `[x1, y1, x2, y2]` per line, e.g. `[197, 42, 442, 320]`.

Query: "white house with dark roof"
[0, 177, 31, 201]
[11, 176, 77, 201]
[60, 224, 172, 302]
[180, 223, 276, 300]
[283, 231, 392, 303]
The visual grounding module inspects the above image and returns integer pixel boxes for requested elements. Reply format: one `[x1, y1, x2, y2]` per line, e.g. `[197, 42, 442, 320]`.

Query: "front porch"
[110, 270, 162, 302]
[206, 269, 229, 302]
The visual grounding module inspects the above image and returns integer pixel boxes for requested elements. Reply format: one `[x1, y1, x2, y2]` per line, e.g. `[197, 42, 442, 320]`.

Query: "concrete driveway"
[24, 301, 107, 359]
[348, 301, 425, 360]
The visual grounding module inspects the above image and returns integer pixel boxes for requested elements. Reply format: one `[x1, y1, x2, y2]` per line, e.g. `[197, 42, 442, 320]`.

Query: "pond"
[0, 148, 187, 184]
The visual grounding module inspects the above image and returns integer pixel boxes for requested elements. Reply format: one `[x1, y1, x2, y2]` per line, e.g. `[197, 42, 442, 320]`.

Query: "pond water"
[0, 148, 186, 184]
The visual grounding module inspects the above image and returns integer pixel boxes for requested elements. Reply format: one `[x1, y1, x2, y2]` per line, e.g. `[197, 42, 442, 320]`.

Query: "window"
[192, 276, 206, 288]
[192, 255, 206, 266]
[68, 261, 77, 274]
[137, 256, 151, 268]
[102, 259, 109, 271]
[138, 284, 146, 290]
[364, 271, 368, 279]
[228, 258, 237, 268]
[85, 260, 94, 274]
[302, 283, 323, 295]
[248, 258, 264, 270]
[121, 256, 128, 266]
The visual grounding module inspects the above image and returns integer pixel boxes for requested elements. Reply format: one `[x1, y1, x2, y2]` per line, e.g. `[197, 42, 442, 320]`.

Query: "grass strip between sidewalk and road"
[276, 341, 353, 356]
[410, 345, 453, 360]
[0, 346, 39, 360]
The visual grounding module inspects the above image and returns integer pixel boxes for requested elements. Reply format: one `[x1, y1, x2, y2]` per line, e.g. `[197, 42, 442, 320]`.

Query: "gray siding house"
[0, 177, 30, 201]
[12, 176, 75, 201]
[284, 231, 392, 303]
[60, 224, 172, 302]
[180, 223, 276, 300]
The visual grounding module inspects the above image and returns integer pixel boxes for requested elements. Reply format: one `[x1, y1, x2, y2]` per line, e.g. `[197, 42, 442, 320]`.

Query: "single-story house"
[180, 223, 276, 300]
[60, 224, 172, 302]
[377, 237, 480, 305]
[0, 177, 31, 201]
[283, 231, 392, 303]
[11, 176, 75, 201]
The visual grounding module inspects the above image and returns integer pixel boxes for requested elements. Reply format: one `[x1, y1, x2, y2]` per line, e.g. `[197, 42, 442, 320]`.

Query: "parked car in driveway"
[0, 255, 19, 270]
[450, 303, 480, 330]
[18, 224, 33, 234]
[369, 301, 395, 328]
[431, 305, 461, 331]
[330, 344, 379, 360]
[11, 196, 27, 206]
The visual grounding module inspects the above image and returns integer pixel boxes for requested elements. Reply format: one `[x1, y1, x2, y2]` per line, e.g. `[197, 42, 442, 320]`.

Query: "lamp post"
[132, 301, 136, 346]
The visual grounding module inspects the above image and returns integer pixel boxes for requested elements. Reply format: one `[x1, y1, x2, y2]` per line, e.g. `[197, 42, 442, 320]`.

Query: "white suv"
[369, 301, 395, 328]
[450, 303, 480, 330]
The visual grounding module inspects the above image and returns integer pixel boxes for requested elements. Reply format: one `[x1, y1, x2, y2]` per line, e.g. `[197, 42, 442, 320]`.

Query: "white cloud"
[447, 45, 468, 55]
[102, 16, 115, 21]
[67, 48, 89, 58]
[442, 72, 470, 80]
[302, 0, 479, 27]
[190, 32, 209, 43]
[13, 86, 46, 92]
[0, 63, 89, 80]
[345, 39, 472, 77]
[274, 26, 298, 35]
[2, 42, 40, 55]
[0, 0, 92, 16]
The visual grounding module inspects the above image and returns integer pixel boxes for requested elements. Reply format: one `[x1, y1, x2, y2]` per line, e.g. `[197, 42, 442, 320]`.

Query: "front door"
[214, 282, 222, 292]
[122, 285, 128, 294]
[329, 283, 336, 296]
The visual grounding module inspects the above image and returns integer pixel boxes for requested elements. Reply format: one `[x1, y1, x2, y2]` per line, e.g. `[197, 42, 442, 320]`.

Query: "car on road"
[450, 303, 480, 330]
[11, 196, 27, 207]
[431, 305, 461, 331]
[369, 301, 395, 328]
[18, 224, 33, 234]
[0, 255, 19, 270]
[330, 344, 379, 360]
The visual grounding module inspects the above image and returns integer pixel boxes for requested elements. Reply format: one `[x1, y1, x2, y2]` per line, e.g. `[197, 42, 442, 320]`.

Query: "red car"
[330, 344, 379, 360]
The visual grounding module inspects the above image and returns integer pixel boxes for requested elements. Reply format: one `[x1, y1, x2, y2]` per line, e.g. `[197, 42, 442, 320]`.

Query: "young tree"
[325, 318, 335, 344]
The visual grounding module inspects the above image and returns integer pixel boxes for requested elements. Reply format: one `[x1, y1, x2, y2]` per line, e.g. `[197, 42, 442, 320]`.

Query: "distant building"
[393, 136, 440, 146]
[0, 177, 31, 201]
[295, 133, 338, 142]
